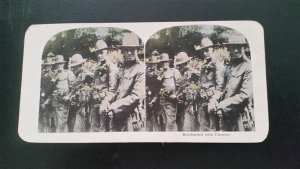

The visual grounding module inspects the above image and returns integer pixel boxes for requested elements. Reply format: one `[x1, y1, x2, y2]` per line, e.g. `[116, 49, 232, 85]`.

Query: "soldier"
[106, 33, 145, 132]
[68, 54, 93, 132]
[145, 51, 162, 131]
[212, 31, 253, 131]
[195, 38, 225, 131]
[174, 52, 200, 131]
[90, 39, 118, 132]
[39, 55, 56, 132]
[52, 55, 75, 132]
[157, 53, 181, 131]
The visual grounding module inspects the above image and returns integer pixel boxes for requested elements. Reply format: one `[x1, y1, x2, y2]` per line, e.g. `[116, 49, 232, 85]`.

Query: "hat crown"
[95, 39, 108, 51]
[159, 53, 171, 62]
[200, 38, 213, 48]
[70, 54, 84, 65]
[228, 31, 247, 44]
[151, 50, 160, 56]
[122, 33, 140, 46]
[174, 52, 191, 65]
[47, 52, 55, 57]
[55, 55, 66, 63]
[42, 56, 55, 65]
[146, 55, 159, 64]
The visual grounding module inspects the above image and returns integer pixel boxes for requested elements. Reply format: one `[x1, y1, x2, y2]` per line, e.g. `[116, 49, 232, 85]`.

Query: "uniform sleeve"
[174, 68, 182, 81]
[106, 63, 119, 101]
[68, 70, 76, 83]
[218, 65, 252, 114]
[213, 61, 226, 100]
[108, 63, 118, 93]
[109, 65, 145, 114]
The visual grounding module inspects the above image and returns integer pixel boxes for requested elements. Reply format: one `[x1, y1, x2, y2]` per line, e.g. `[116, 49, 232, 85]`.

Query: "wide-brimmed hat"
[54, 55, 66, 64]
[146, 55, 160, 64]
[47, 52, 55, 57]
[223, 31, 248, 46]
[90, 39, 111, 53]
[42, 57, 55, 65]
[119, 33, 143, 49]
[151, 50, 160, 56]
[194, 38, 215, 51]
[174, 52, 192, 65]
[69, 54, 87, 67]
[158, 53, 172, 62]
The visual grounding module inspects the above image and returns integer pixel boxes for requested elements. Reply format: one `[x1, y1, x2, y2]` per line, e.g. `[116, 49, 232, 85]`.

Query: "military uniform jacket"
[109, 61, 145, 114]
[55, 69, 75, 95]
[217, 59, 252, 115]
[200, 60, 225, 101]
[94, 60, 118, 93]
[94, 61, 118, 101]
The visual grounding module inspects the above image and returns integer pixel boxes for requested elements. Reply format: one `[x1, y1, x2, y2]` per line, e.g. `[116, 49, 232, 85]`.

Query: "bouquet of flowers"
[95, 63, 109, 76]
[70, 83, 93, 107]
[83, 59, 97, 74]
[178, 81, 201, 105]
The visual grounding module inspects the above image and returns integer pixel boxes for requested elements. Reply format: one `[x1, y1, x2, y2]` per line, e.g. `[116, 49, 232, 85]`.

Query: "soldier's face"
[160, 62, 170, 70]
[122, 48, 137, 62]
[228, 45, 244, 59]
[148, 64, 157, 71]
[203, 47, 214, 59]
[97, 50, 108, 61]
[71, 64, 82, 72]
[176, 62, 188, 73]
[56, 63, 65, 70]
[43, 65, 52, 72]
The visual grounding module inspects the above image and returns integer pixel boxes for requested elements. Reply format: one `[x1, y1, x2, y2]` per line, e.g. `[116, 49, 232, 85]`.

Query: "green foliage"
[146, 25, 233, 60]
[42, 27, 132, 62]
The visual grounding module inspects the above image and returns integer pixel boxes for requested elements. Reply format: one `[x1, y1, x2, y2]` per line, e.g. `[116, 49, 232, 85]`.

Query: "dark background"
[1, 0, 299, 168]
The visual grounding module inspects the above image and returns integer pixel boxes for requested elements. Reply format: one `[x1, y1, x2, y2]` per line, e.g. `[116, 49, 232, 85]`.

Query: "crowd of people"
[39, 30, 255, 133]
[39, 32, 145, 132]
[145, 31, 255, 132]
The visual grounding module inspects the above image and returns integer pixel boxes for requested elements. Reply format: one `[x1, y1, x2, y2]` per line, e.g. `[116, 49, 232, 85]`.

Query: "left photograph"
[39, 27, 145, 133]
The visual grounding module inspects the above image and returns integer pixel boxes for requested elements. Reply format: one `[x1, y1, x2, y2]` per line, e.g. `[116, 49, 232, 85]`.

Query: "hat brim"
[93, 47, 114, 53]
[222, 43, 248, 46]
[42, 63, 55, 65]
[69, 59, 87, 67]
[174, 57, 192, 65]
[196, 44, 216, 51]
[118, 45, 143, 49]
[160, 59, 173, 62]
[146, 61, 160, 64]
[55, 61, 67, 64]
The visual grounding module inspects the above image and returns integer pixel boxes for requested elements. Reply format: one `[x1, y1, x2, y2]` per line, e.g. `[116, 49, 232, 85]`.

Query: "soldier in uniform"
[145, 51, 162, 131]
[106, 33, 145, 132]
[174, 52, 200, 131]
[68, 54, 93, 132]
[39, 54, 56, 132]
[52, 55, 75, 132]
[195, 38, 225, 131]
[212, 31, 253, 131]
[157, 53, 181, 131]
[90, 39, 118, 132]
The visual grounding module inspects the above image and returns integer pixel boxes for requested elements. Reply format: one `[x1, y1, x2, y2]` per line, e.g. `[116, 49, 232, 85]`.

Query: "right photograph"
[145, 25, 254, 132]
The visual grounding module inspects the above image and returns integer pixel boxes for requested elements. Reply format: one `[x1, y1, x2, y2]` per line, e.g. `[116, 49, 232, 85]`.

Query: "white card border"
[18, 21, 269, 143]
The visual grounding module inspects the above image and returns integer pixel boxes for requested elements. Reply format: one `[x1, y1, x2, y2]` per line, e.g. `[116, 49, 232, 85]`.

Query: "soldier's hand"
[208, 98, 218, 113]
[99, 106, 108, 114]
[216, 110, 223, 118]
